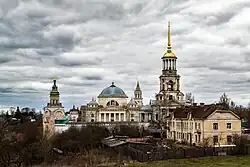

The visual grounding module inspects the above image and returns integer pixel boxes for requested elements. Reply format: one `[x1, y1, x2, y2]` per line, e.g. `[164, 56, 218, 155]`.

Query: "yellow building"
[167, 103, 242, 147]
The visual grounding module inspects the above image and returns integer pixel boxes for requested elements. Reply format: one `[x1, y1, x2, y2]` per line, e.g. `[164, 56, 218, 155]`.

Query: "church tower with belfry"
[156, 22, 185, 118]
[43, 77, 65, 137]
[134, 81, 143, 106]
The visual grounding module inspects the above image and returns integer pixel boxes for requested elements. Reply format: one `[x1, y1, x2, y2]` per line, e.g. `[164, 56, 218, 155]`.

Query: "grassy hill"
[128, 156, 250, 167]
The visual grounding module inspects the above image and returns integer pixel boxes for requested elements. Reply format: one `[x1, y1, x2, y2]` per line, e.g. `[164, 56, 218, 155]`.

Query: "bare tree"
[230, 100, 236, 109]
[219, 93, 230, 109]
[202, 137, 211, 147]
[247, 101, 250, 109]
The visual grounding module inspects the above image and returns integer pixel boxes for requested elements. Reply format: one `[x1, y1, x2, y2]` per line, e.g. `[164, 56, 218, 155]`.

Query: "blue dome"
[98, 82, 128, 98]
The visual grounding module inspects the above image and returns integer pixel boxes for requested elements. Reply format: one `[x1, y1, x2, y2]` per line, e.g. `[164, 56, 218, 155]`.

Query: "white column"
[119, 113, 121, 121]
[172, 60, 175, 70]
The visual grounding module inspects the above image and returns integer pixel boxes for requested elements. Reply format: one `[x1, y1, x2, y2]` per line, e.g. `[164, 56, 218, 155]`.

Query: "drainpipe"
[202, 119, 204, 146]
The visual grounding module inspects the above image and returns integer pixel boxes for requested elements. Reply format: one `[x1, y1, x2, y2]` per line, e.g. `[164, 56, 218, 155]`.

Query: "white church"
[43, 22, 187, 137]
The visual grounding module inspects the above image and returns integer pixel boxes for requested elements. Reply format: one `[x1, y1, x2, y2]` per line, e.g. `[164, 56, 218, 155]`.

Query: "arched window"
[107, 100, 119, 106]
[168, 80, 174, 91]
[169, 95, 173, 100]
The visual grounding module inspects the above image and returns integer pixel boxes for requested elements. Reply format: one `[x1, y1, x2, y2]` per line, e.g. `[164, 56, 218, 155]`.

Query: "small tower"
[48, 76, 61, 107]
[43, 77, 65, 138]
[134, 81, 143, 106]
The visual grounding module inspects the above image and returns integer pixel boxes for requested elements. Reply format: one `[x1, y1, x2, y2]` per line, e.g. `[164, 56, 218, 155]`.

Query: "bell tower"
[49, 77, 61, 107]
[43, 77, 65, 138]
[134, 81, 143, 106]
[156, 22, 184, 105]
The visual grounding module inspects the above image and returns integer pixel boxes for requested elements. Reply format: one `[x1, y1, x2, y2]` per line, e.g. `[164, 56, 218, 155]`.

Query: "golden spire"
[163, 21, 176, 58]
[53, 76, 56, 80]
[167, 21, 171, 49]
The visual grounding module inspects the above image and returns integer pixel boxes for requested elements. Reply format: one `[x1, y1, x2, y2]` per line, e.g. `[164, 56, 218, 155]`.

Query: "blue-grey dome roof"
[98, 82, 128, 98]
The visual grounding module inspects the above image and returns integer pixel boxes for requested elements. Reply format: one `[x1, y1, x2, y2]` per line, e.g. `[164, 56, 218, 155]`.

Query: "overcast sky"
[0, 0, 250, 111]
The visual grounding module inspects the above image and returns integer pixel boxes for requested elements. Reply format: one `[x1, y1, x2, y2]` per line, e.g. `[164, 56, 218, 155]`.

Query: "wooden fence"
[125, 144, 250, 162]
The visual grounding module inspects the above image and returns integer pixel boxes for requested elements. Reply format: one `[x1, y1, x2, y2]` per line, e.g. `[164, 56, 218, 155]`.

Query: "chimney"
[200, 103, 205, 106]
[193, 103, 197, 106]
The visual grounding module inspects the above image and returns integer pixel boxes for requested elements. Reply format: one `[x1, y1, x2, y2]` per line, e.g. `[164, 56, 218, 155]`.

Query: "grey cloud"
[55, 56, 102, 67]
[203, 12, 235, 26]
[0, 54, 15, 64]
[0, 0, 250, 109]
[84, 76, 103, 81]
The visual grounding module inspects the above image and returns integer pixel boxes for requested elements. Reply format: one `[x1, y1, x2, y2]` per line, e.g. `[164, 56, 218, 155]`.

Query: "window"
[116, 113, 119, 121]
[141, 113, 145, 122]
[177, 122, 181, 130]
[227, 135, 233, 144]
[101, 113, 104, 122]
[213, 135, 218, 144]
[227, 123, 232, 129]
[213, 123, 218, 130]
[121, 113, 124, 121]
[197, 123, 201, 130]
[190, 122, 193, 130]
[169, 95, 173, 100]
[106, 113, 109, 121]
[198, 134, 201, 142]
[91, 119, 94, 122]
[195, 123, 197, 130]
[131, 114, 134, 117]
[111, 113, 114, 122]
[168, 80, 174, 91]
[91, 114, 94, 117]
[195, 135, 198, 142]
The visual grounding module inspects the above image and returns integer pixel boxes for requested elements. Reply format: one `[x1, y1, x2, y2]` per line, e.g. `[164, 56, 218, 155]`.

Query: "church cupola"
[162, 22, 177, 72]
[48, 77, 61, 107]
[134, 81, 143, 106]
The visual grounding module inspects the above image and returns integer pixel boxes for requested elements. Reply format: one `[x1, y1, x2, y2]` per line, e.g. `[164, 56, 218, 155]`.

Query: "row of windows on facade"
[90, 113, 135, 117]
[175, 132, 201, 142]
[174, 132, 233, 145]
[213, 135, 233, 144]
[173, 122, 201, 130]
[213, 122, 232, 130]
[172, 122, 232, 131]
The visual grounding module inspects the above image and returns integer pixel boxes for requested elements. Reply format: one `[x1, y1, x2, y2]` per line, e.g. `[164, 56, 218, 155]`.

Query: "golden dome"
[163, 50, 176, 57]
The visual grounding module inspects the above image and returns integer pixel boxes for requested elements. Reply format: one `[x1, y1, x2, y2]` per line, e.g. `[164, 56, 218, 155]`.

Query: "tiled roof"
[80, 105, 88, 111]
[174, 104, 222, 119]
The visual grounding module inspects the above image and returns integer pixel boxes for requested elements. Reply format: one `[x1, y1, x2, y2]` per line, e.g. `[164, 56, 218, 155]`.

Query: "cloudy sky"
[0, 0, 250, 111]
